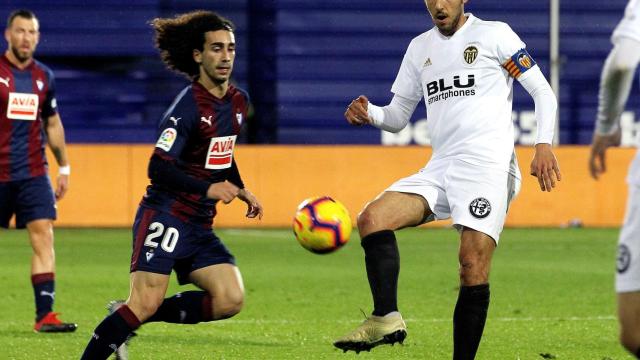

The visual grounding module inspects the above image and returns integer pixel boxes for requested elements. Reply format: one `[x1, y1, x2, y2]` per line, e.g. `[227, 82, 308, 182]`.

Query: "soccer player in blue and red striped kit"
[81, 10, 263, 359]
[0, 9, 76, 333]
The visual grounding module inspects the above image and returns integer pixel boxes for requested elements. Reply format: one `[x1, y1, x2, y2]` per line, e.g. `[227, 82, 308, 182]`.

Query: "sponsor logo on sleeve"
[7, 92, 39, 120]
[155, 128, 178, 152]
[205, 135, 237, 169]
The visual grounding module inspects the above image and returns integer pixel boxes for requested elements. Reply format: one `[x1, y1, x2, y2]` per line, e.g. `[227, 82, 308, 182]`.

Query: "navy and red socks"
[453, 284, 490, 360]
[81, 305, 141, 360]
[145, 291, 213, 324]
[361, 230, 400, 316]
[31, 272, 54, 321]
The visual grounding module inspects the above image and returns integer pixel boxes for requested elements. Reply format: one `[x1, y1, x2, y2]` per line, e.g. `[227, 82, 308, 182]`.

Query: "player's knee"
[458, 254, 489, 285]
[128, 295, 163, 322]
[357, 208, 386, 236]
[214, 291, 244, 320]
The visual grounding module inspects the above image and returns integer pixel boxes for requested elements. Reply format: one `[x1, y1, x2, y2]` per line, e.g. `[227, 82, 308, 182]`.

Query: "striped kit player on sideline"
[335, 0, 560, 358]
[0, 9, 76, 333]
[588, 0, 640, 358]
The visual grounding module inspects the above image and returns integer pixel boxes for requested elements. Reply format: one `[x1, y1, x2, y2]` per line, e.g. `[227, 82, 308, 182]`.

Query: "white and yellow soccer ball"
[293, 196, 352, 254]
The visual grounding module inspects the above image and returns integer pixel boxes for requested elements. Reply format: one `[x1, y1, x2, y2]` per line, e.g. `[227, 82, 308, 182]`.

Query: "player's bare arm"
[530, 143, 561, 192]
[345, 95, 371, 126]
[44, 113, 70, 200]
[206, 181, 239, 204]
[589, 129, 622, 180]
[237, 188, 263, 219]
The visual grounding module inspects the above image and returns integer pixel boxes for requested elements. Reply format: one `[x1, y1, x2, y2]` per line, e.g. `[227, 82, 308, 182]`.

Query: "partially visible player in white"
[333, 0, 560, 358]
[588, 0, 640, 357]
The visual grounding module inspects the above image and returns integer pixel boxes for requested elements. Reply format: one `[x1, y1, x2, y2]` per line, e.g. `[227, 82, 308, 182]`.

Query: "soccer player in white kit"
[588, 0, 640, 357]
[333, 1, 561, 358]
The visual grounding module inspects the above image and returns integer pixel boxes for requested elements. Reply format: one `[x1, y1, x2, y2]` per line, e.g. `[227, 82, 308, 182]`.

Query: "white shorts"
[386, 159, 520, 243]
[616, 184, 640, 293]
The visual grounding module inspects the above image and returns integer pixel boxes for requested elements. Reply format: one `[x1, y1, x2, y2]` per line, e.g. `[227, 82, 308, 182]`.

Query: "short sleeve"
[391, 40, 423, 101]
[41, 69, 58, 118]
[153, 109, 194, 160]
[496, 24, 537, 79]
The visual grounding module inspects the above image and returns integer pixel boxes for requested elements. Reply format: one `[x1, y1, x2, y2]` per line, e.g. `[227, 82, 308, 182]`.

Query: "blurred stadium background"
[0, 0, 632, 229]
[0, 1, 637, 359]
[1, 0, 636, 145]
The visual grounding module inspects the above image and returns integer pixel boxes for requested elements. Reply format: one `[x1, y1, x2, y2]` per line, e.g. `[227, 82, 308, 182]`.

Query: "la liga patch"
[156, 128, 177, 152]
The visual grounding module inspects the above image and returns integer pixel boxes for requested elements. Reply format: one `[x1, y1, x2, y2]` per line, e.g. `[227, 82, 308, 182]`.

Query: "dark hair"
[7, 9, 37, 28]
[151, 10, 234, 79]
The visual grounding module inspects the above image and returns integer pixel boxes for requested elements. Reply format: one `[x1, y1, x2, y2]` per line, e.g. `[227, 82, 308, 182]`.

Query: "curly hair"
[151, 10, 234, 79]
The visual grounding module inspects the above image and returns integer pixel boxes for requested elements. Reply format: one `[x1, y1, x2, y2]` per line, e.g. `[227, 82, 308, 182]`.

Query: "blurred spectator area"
[0, 0, 636, 144]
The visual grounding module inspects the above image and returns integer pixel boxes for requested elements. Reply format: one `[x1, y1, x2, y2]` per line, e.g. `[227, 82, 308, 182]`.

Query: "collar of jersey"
[435, 13, 475, 40]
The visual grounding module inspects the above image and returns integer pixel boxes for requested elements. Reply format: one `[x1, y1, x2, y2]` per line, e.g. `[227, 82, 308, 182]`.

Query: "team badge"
[517, 53, 532, 69]
[36, 79, 44, 91]
[617, 244, 631, 273]
[236, 112, 243, 125]
[463, 46, 478, 65]
[469, 197, 491, 219]
[145, 250, 154, 263]
[155, 128, 177, 152]
[205, 135, 237, 169]
[503, 49, 537, 78]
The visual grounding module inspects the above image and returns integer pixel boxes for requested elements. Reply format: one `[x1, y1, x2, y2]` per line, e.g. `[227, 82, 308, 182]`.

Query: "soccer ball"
[293, 196, 352, 254]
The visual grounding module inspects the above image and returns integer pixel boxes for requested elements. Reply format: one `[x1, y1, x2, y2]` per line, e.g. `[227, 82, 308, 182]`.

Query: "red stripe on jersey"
[28, 65, 48, 178]
[130, 208, 157, 272]
[231, 90, 247, 134]
[0, 110, 12, 181]
[0, 66, 14, 181]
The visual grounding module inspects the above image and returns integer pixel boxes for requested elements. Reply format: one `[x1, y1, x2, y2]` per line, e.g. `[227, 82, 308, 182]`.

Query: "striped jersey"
[142, 82, 249, 226]
[391, 14, 538, 176]
[0, 55, 57, 182]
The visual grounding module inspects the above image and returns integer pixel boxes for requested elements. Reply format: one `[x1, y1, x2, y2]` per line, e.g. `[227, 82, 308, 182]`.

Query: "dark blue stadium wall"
[0, 0, 635, 144]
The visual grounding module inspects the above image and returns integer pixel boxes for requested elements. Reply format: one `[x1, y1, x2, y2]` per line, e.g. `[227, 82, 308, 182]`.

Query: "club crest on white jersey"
[205, 135, 236, 169]
[7, 92, 39, 120]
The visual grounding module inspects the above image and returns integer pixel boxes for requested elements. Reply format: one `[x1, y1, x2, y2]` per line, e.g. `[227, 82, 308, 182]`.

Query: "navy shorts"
[0, 176, 56, 229]
[130, 206, 235, 285]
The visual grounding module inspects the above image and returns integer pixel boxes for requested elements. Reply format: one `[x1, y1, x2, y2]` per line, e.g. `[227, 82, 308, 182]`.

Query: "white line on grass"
[222, 229, 291, 238]
[220, 315, 615, 325]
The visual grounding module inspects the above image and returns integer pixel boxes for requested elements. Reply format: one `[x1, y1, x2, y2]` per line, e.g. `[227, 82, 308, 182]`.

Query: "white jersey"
[391, 14, 538, 177]
[611, 1, 640, 185]
[613, 0, 640, 43]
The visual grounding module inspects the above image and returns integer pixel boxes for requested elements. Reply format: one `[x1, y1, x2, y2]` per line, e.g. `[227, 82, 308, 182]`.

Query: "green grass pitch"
[0, 227, 632, 359]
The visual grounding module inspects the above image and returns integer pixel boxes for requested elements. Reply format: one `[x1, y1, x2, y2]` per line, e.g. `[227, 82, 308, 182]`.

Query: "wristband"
[58, 165, 71, 176]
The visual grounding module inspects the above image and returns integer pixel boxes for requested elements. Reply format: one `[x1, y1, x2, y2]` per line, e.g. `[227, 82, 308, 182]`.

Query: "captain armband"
[502, 49, 537, 78]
